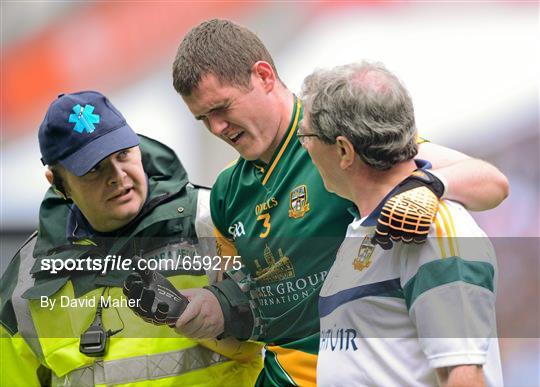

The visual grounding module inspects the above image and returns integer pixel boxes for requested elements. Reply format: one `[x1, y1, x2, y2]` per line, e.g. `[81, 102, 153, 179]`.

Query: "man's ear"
[336, 136, 356, 170]
[251, 61, 276, 93]
[335, 136, 356, 170]
[45, 169, 54, 185]
[45, 168, 68, 199]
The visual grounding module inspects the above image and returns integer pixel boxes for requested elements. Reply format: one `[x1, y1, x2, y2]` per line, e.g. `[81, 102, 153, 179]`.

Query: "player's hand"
[174, 288, 225, 339]
[372, 169, 445, 250]
[123, 265, 189, 326]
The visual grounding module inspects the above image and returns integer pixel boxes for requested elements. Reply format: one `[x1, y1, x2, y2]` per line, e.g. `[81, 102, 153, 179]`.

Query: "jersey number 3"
[257, 213, 271, 238]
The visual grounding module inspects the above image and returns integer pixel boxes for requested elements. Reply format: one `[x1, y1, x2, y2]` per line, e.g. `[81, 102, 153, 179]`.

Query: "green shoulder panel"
[403, 257, 495, 310]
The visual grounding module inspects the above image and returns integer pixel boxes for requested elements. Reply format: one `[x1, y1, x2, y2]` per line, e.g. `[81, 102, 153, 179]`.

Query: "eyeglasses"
[297, 132, 320, 146]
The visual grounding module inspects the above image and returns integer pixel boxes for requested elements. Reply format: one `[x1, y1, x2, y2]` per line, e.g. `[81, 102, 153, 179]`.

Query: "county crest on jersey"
[288, 185, 310, 219]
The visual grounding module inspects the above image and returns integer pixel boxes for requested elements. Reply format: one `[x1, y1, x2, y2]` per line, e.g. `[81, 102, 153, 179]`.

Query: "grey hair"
[300, 61, 418, 170]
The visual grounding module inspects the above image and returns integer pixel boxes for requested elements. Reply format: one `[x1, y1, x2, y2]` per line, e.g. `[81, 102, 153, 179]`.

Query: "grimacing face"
[182, 72, 283, 164]
[58, 146, 147, 232]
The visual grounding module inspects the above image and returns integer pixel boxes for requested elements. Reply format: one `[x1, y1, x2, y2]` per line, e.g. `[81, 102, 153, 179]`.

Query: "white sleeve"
[401, 200, 498, 369]
[194, 188, 219, 284]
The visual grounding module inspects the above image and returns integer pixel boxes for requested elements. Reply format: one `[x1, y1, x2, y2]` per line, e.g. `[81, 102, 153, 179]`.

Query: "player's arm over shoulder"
[418, 142, 509, 211]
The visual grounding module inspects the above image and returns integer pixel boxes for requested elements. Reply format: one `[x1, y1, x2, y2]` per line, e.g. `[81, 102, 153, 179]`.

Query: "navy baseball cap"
[38, 91, 140, 176]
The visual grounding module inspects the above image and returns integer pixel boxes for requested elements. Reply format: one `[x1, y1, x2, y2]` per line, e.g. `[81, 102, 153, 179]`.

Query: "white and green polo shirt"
[318, 198, 503, 386]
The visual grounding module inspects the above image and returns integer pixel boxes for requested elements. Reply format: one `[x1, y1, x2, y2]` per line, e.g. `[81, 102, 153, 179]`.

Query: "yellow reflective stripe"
[434, 216, 447, 258]
[439, 201, 460, 256]
[262, 99, 302, 186]
[266, 345, 317, 387]
[51, 346, 236, 386]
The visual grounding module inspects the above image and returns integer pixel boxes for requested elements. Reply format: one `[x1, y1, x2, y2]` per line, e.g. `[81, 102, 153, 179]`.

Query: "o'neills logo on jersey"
[254, 245, 295, 284]
[288, 185, 310, 219]
[228, 221, 246, 240]
[353, 236, 375, 271]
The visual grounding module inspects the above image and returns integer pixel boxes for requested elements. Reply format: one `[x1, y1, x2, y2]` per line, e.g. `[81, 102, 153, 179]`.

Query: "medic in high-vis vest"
[0, 91, 262, 386]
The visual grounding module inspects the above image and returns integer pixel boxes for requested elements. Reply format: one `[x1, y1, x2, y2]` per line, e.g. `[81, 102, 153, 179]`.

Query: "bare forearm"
[437, 365, 486, 387]
[436, 158, 509, 211]
[417, 142, 509, 211]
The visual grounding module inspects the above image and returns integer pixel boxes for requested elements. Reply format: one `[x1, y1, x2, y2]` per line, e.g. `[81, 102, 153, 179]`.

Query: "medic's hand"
[123, 266, 189, 326]
[372, 169, 445, 250]
[174, 288, 225, 339]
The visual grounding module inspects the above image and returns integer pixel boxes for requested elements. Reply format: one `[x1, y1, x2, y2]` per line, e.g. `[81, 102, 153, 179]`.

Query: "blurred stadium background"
[1, 2, 538, 385]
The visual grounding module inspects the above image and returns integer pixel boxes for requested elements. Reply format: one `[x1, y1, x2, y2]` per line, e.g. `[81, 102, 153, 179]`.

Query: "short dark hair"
[172, 19, 280, 95]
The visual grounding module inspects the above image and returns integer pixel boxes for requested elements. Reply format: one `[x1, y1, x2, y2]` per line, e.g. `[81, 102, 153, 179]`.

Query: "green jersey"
[210, 98, 353, 386]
